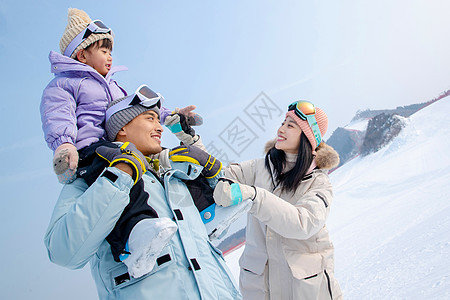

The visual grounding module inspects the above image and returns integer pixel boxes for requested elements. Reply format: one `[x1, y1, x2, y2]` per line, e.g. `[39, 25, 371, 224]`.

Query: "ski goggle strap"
[64, 20, 113, 57]
[288, 101, 322, 147]
[106, 85, 163, 121]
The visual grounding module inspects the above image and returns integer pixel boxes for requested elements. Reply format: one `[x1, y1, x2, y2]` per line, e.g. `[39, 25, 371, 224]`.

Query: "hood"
[264, 138, 340, 170]
[48, 51, 127, 81]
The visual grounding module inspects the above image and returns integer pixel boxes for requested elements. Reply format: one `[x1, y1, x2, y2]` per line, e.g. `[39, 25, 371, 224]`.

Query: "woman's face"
[275, 116, 302, 154]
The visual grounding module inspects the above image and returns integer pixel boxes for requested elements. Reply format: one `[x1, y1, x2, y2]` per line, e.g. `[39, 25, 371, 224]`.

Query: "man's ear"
[115, 127, 127, 141]
[76, 49, 87, 63]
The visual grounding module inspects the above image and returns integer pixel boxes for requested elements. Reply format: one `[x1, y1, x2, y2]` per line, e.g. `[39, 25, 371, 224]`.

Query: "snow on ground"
[328, 97, 450, 299]
[226, 98, 450, 299]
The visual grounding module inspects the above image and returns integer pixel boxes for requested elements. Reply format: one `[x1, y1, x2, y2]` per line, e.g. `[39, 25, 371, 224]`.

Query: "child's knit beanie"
[59, 8, 114, 59]
[286, 106, 328, 151]
[105, 96, 161, 141]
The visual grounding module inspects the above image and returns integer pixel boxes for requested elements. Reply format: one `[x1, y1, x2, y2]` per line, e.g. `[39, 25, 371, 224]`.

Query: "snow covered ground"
[225, 98, 450, 299]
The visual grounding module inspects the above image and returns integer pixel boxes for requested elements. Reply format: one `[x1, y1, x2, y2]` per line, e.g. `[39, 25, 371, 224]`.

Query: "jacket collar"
[48, 51, 127, 83]
[165, 161, 204, 181]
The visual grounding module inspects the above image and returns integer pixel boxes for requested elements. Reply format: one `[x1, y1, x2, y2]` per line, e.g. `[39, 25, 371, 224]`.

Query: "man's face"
[117, 111, 163, 156]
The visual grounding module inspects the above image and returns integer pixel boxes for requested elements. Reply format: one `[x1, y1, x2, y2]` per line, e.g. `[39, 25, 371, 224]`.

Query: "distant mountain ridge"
[326, 89, 450, 167]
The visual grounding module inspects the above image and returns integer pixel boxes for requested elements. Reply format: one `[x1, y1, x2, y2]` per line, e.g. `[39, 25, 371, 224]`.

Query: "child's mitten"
[53, 143, 79, 184]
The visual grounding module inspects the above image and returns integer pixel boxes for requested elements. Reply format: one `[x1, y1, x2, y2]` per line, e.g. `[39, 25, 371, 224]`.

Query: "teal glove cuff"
[167, 122, 182, 134]
[230, 183, 244, 205]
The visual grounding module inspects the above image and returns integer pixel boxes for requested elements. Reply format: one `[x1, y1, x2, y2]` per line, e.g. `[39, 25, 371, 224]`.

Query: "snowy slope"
[226, 98, 450, 299]
[327, 97, 450, 299]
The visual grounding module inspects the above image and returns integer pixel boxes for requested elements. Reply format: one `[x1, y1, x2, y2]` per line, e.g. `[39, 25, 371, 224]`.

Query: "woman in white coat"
[214, 101, 343, 299]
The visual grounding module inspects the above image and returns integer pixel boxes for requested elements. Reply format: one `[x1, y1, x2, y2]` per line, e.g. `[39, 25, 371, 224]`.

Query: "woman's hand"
[213, 178, 256, 207]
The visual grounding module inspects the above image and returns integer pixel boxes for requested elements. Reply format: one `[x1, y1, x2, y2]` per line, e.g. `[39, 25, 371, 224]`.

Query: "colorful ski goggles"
[288, 100, 322, 146]
[64, 20, 113, 57]
[106, 85, 163, 121]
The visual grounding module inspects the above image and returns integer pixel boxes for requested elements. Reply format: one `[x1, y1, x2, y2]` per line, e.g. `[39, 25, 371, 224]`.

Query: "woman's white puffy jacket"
[224, 142, 343, 300]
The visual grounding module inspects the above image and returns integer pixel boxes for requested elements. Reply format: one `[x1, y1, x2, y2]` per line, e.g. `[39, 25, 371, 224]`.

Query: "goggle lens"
[288, 101, 316, 120]
[295, 101, 315, 116]
[92, 20, 109, 30]
[138, 85, 159, 100]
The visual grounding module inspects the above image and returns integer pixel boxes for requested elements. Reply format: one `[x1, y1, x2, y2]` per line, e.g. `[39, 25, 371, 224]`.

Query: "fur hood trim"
[263, 138, 340, 170]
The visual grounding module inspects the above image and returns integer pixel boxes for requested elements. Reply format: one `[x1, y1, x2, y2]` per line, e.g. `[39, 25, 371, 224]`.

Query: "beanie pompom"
[67, 8, 91, 24]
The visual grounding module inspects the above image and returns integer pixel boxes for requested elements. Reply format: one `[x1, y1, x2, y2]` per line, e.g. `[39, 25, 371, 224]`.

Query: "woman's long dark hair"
[265, 132, 314, 193]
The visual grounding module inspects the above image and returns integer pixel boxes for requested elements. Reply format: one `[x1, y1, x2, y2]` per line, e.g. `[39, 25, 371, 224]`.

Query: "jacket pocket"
[239, 248, 267, 276]
[108, 246, 175, 291]
[284, 250, 324, 280]
[291, 270, 332, 299]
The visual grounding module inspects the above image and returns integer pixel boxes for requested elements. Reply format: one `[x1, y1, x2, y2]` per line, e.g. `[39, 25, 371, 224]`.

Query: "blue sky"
[2, 1, 450, 298]
[3, 1, 450, 154]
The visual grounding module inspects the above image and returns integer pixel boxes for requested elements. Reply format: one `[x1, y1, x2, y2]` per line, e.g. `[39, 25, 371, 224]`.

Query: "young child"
[40, 8, 180, 278]
[41, 8, 125, 183]
[41, 8, 200, 184]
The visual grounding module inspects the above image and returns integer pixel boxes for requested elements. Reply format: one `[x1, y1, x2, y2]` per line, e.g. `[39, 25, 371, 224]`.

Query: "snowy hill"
[328, 97, 450, 298]
[226, 97, 450, 298]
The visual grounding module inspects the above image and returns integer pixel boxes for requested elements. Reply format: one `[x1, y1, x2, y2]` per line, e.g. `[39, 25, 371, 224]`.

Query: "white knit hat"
[59, 8, 114, 59]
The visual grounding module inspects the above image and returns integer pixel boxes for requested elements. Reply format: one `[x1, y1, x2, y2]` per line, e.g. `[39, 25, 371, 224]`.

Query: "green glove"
[213, 178, 256, 207]
[96, 142, 150, 184]
[169, 145, 222, 178]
